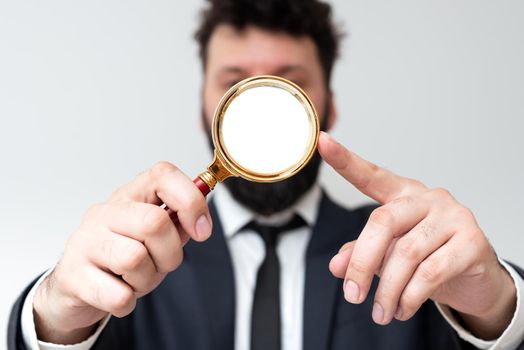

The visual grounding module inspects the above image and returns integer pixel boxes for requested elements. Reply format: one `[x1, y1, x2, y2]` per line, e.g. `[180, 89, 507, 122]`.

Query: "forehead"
[205, 24, 321, 75]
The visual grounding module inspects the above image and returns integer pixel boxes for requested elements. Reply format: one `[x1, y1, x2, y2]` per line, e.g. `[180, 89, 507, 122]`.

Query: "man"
[8, 0, 524, 349]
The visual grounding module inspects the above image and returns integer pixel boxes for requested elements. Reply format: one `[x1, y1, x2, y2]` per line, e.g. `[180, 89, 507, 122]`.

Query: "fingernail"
[394, 306, 403, 320]
[195, 215, 211, 240]
[344, 280, 360, 303]
[372, 302, 384, 324]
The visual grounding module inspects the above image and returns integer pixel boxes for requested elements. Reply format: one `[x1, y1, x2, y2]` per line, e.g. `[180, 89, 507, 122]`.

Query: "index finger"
[108, 161, 212, 242]
[317, 132, 426, 204]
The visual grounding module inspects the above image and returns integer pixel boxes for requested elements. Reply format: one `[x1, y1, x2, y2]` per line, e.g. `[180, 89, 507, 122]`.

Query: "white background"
[1, 0, 523, 347]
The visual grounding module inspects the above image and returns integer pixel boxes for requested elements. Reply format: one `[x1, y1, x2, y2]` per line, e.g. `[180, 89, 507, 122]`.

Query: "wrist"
[458, 264, 517, 340]
[33, 273, 99, 344]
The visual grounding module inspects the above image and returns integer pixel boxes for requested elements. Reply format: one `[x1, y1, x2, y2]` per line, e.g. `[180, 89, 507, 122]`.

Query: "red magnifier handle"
[165, 176, 212, 225]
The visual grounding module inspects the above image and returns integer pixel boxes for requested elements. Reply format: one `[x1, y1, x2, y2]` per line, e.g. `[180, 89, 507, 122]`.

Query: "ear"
[325, 90, 338, 131]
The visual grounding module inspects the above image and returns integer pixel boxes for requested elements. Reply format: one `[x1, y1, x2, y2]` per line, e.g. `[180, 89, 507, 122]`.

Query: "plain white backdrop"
[1, 0, 523, 347]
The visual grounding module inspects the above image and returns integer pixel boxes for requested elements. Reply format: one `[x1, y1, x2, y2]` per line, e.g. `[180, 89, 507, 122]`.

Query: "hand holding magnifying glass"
[165, 75, 320, 223]
[29, 76, 320, 344]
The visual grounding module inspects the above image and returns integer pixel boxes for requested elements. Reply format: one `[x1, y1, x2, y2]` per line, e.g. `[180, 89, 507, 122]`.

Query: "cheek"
[306, 89, 328, 119]
[203, 86, 221, 121]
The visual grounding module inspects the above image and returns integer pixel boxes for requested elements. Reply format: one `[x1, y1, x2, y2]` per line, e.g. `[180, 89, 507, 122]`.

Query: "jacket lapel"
[185, 193, 370, 350]
[184, 199, 236, 350]
[303, 192, 363, 350]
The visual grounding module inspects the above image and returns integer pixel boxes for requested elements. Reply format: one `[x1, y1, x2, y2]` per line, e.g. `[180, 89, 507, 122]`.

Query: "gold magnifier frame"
[194, 75, 320, 195]
[165, 75, 319, 223]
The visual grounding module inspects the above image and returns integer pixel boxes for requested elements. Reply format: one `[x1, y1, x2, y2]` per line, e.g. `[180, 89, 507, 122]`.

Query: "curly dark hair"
[194, 0, 343, 86]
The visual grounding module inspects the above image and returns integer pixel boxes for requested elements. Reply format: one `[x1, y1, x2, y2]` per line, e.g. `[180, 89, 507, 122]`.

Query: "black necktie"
[245, 215, 307, 350]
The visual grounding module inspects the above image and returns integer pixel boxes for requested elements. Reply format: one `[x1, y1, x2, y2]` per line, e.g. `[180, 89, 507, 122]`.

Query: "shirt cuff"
[21, 268, 111, 350]
[435, 259, 524, 350]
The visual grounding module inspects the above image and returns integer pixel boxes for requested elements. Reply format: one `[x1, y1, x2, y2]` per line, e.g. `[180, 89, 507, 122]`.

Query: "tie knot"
[245, 215, 306, 248]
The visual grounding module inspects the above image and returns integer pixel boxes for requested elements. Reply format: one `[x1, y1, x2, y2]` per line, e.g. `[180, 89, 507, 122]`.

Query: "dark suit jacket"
[9, 192, 524, 349]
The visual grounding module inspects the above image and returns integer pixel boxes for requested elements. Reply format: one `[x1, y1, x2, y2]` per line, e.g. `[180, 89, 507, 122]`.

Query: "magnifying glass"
[166, 75, 320, 222]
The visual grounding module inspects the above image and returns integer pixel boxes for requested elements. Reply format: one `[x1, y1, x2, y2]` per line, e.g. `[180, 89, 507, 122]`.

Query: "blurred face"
[203, 24, 336, 130]
[201, 25, 337, 215]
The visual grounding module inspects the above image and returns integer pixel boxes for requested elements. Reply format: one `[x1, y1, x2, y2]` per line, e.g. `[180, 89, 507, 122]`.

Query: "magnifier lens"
[221, 86, 312, 175]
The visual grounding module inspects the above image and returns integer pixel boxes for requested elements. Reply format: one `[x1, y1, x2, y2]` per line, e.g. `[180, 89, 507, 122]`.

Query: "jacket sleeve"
[7, 275, 41, 350]
[508, 261, 524, 350]
[452, 261, 524, 350]
[7, 274, 132, 350]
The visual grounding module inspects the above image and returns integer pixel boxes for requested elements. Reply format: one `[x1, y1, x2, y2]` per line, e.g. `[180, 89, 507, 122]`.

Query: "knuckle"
[431, 187, 454, 201]
[454, 206, 475, 222]
[396, 237, 420, 262]
[409, 179, 426, 190]
[399, 290, 420, 316]
[150, 161, 177, 179]
[178, 190, 205, 213]
[418, 258, 442, 283]
[110, 289, 135, 316]
[369, 207, 395, 228]
[142, 206, 171, 236]
[133, 275, 161, 295]
[121, 243, 148, 271]
[397, 179, 425, 197]
[348, 257, 369, 276]
[161, 248, 184, 273]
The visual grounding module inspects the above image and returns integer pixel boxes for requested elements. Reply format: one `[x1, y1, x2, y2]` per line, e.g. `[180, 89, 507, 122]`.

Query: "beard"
[203, 104, 327, 216]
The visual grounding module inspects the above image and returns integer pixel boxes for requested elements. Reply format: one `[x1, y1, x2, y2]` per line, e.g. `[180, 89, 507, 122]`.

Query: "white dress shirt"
[22, 185, 524, 350]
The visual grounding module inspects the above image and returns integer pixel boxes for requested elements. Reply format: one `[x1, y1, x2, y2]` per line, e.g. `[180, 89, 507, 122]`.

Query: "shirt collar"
[212, 183, 321, 239]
